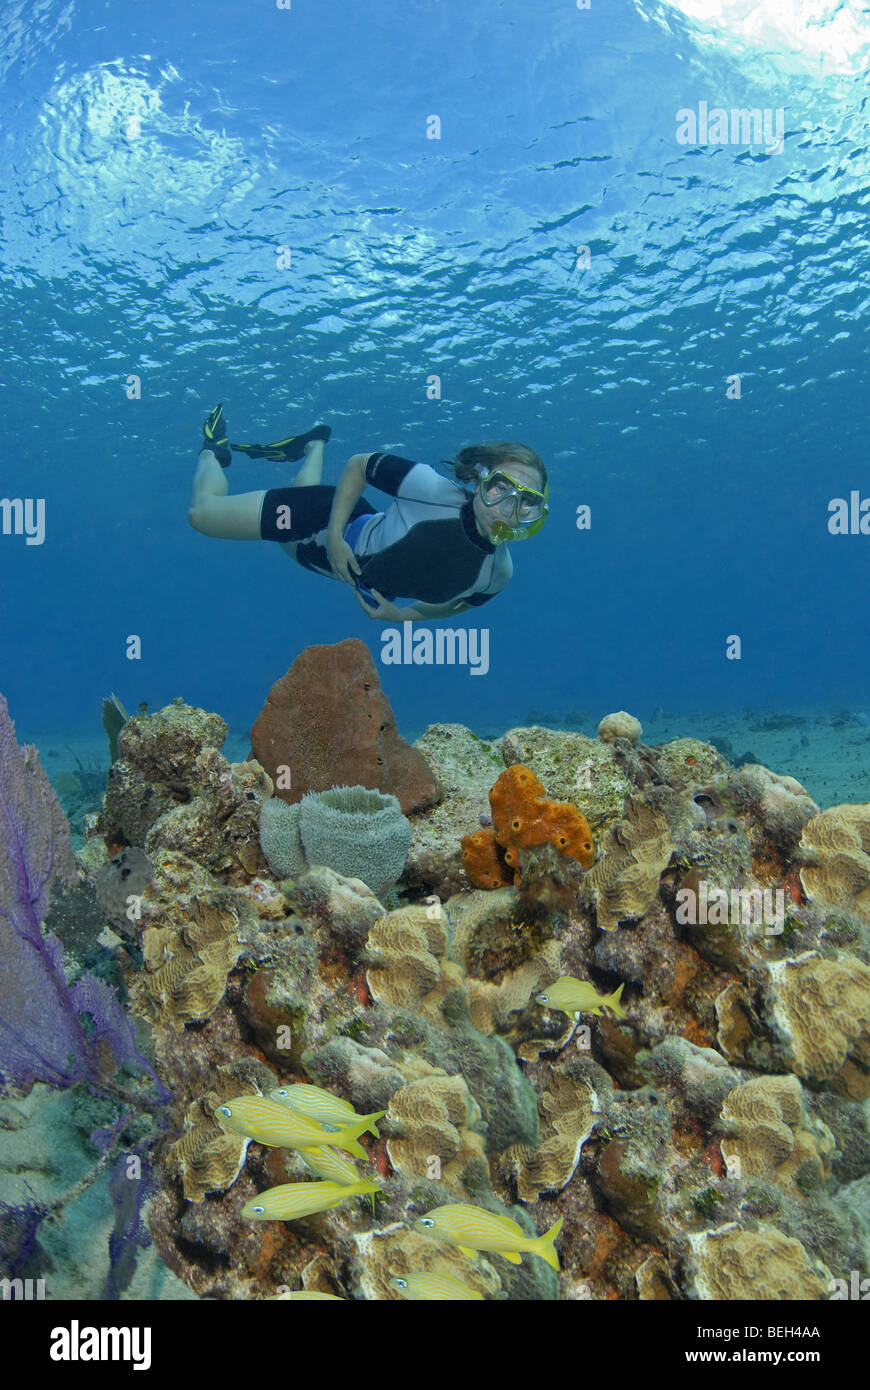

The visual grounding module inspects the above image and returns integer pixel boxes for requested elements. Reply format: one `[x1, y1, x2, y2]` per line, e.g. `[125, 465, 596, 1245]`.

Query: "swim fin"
[202, 402, 232, 467]
[231, 423, 331, 463]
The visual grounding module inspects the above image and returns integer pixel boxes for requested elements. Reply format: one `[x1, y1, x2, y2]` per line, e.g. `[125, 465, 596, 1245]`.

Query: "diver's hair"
[443, 442, 547, 489]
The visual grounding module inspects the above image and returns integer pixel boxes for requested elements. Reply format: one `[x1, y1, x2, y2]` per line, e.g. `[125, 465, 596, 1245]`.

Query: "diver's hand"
[354, 589, 408, 622]
[326, 534, 362, 584]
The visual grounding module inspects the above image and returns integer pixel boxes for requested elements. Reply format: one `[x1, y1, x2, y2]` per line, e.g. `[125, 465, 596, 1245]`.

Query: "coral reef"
[25, 661, 869, 1303]
[250, 638, 439, 813]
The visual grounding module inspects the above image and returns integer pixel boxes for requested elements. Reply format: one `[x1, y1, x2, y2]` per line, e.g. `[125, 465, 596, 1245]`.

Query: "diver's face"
[472, 461, 545, 539]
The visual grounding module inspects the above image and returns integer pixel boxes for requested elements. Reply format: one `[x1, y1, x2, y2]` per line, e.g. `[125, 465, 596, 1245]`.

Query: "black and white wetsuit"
[258, 452, 513, 607]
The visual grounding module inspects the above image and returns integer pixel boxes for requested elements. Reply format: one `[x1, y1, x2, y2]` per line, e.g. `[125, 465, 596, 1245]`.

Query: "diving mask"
[476, 468, 549, 542]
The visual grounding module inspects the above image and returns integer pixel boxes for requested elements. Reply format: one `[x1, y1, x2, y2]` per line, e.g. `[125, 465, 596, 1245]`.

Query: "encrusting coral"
[717, 1074, 835, 1193]
[132, 893, 245, 1030]
[761, 952, 870, 1097]
[584, 795, 674, 932]
[685, 1225, 832, 1300]
[384, 1072, 487, 1187]
[798, 803, 870, 916]
[501, 1066, 601, 1202]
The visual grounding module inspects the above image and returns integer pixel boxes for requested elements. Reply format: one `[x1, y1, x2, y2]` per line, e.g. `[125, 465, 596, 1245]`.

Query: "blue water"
[2, 0, 869, 738]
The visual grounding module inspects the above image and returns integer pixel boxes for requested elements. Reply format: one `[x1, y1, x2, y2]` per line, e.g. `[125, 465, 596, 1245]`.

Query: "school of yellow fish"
[216, 962, 627, 1299]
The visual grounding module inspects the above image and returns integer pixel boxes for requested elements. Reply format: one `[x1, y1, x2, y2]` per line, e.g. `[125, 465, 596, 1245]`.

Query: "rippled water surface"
[1, 0, 868, 731]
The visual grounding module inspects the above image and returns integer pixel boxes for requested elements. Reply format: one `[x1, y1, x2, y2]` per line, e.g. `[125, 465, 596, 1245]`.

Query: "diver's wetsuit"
[259, 452, 513, 606]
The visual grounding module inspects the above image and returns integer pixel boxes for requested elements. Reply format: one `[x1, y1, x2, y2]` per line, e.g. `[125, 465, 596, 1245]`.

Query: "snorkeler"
[188, 404, 548, 622]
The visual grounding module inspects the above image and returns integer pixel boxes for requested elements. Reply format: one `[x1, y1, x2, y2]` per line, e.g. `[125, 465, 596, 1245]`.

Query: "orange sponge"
[461, 826, 513, 889]
[488, 764, 595, 880]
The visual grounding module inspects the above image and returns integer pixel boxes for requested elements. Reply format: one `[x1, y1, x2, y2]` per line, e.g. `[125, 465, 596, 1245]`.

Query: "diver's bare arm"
[326, 453, 369, 580]
[401, 599, 473, 621]
[326, 454, 369, 539]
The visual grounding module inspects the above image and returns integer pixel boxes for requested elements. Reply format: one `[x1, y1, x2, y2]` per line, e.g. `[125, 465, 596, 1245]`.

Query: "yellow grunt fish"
[390, 1272, 485, 1301]
[300, 1148, 380, 1214]
[302, 1146, 361, 1185]
[214, 1095, 385, 1160]
[270, 1084, 367, 1130]
[242, 1176, 382, 1221]
[415, 1204, 563, 1270]
[535, 976, 627, 1020]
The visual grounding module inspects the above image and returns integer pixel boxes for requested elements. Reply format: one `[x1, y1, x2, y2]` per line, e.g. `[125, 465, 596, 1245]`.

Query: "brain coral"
[686, 1224, 831, 1300]
[462, 765, 594, 888]
[763, 951, 870, 1098]
[597, 711, 642, 746]
[718, 1074, 835, 1192]
[798, 803, 870, 916]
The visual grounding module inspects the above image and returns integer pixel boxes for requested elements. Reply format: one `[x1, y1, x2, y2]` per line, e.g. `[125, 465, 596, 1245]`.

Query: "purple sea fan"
[0, 693, 161, 1093]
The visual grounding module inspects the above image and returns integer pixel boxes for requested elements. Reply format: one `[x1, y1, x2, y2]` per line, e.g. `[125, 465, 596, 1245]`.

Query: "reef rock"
[406, 724, 508, 899]
[250, 639, 439, 814]
[102, 701, 229, 847]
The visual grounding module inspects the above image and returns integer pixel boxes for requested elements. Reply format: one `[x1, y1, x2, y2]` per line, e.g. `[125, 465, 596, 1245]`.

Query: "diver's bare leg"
[290, 438, 325, 486]
[280, 439, 327, 561]
[188, 450, 265, 540]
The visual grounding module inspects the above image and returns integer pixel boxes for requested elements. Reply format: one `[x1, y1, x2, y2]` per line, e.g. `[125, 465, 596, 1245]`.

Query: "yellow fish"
[390, 1272, 485, 1301]
[268, 1290, 345, 1301]
[535, 977, 626, 1019]
[415, 1204, 563, 1270]
[302, 1146, 361, 1185]
[270, 1083, 367, 1131]
[242, 1176, 382, 1221]
[299, 1145, 381, 1215]
[214, 1096, 385, 1160]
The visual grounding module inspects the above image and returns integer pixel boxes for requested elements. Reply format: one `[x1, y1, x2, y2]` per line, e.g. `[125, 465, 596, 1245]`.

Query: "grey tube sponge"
[259, 798, 305, 877]
[298, 785, 411, 899]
